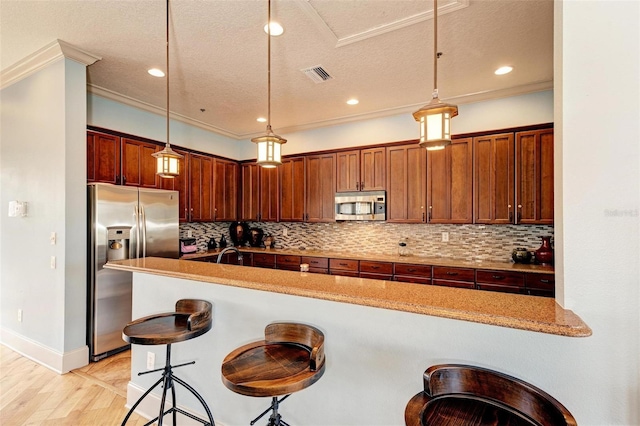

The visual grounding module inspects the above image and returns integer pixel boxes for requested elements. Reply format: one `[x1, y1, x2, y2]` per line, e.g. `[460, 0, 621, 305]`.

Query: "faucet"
[217, 246, 244, 264]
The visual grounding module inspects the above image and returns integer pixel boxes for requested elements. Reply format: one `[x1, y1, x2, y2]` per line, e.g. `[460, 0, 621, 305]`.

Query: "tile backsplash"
[180, 221, 553, 264]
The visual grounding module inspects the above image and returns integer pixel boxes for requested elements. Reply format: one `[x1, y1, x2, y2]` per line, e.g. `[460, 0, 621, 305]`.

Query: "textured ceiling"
[0, 0, 553, 139]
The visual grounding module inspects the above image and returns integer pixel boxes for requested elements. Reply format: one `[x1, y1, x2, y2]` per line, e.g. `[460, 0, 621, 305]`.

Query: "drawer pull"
[407, 268, 416, 273]
[310, 261, 319, 264]
[339, 262, 348, 266]
[540, 279, 550, 283]
[446, 272, 458, 276]
[492, 275, 505, 280]
[371, 266, 380, 270]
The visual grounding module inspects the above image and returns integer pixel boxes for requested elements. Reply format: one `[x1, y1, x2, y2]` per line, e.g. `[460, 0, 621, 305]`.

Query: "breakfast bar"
[106, 257, 590, 425]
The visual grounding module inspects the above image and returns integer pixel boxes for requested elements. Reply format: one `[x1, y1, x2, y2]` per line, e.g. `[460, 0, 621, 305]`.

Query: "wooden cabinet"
[474, 133, 515, 224]
[329, 258, 359, 277]
[280, 157, 306, 222]
[301, 256, 328, 274]
[241, 163, 278, 222]
[516, 129, 554, 224]
[475, 270, 525, 294]
[393, 263, 432, 284]
[427, 138, 473, 223]
[87, 131, 120, 184]
[252, 252, 276, 269]
[432, 266, 475, 289]
[336, 147, 385, 192]
[305, 154, 336, 222]
[360, 260, 393, 280]
[276, 254, 301, 271]
[386, 144, 427, 223]
[189, 153, 215, 222]
[121, 138, 160, 188]
[214, 158, 238, 222]
[525, 273, 555, 297]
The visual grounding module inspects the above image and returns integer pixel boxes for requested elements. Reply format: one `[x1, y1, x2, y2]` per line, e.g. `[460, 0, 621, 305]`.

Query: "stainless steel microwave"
[335, 191, 386, 221]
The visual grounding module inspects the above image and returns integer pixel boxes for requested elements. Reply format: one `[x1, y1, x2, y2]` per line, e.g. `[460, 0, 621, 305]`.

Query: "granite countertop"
[181, 247, 555, 274]
[106, 257, 589, 337]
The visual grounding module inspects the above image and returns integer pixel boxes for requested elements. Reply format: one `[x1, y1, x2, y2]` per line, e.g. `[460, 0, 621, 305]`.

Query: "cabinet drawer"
[476, 270, 525, 287]
[277, 255, 301, 268]
[394, 275, 432, 285]
[433, 266, 475, 282]
[308, 267, 329, 275]
[252, 253, 276, 268]
[329, 258, 359, 272]
[432, 279, 475, 289]
[477, 283, 526, 294]
[525, 273, 555, 290]
[360, 272, 393, 281]
[360, 261, 393, 275]
[393, 263, 432, 278]
[330, 270, 359, 277]
[301, 256, 328, 269]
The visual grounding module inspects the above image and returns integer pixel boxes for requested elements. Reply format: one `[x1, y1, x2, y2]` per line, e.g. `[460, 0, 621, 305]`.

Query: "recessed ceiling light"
[495, 66, 513, 75]
[257, 117, 267, 123]
[264, 22, 284, 36]
[347, 99, 359, 105]
[148, 68, 165, 77]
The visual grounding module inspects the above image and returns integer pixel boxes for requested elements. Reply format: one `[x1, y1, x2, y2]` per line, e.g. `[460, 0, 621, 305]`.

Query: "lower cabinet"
[525, 273, 555, 297]
[301, 256, 328, 274]
[393, 263, 432, 285]
[329, 258, 359, 277]
[276, 254, 301, 271]
[252, 253, 276, 269]
[475, 270, 525, 294]
[432, 266, 475, 289]
[359, 261, 393, 280]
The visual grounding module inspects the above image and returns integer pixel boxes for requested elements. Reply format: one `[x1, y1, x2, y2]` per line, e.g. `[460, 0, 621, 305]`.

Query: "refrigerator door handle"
[141, 205, 147, 258]
[134, 205, 141, 258]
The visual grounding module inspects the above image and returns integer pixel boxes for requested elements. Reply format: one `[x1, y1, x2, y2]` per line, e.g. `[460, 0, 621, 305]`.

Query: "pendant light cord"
[432, 0, 438, 99]
[166, 0, 171, 147]
[267, 0, 272, 132]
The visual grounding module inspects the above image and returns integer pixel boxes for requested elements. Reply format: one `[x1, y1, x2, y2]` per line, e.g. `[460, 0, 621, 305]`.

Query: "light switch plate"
[50, 232, 56, 245]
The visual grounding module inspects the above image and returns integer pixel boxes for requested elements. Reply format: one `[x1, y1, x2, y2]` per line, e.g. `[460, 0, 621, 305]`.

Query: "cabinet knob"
[518, 204, 522, 208]
[360, 182, 364, 190]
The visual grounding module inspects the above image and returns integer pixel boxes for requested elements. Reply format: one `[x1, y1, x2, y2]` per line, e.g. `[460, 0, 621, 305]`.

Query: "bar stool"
[221, 322, 325, 426]
[405, 364, 577, 426]
[121, 299, 215, 426]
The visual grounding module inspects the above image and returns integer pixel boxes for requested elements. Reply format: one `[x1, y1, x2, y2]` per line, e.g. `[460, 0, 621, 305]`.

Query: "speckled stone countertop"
[106, 257, 589, 337]
[182, 247, 555, 274]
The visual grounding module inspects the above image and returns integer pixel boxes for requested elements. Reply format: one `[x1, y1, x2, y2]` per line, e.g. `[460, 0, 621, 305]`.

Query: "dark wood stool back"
[265, 322, 325, 371]
[405, 364, 576, 426]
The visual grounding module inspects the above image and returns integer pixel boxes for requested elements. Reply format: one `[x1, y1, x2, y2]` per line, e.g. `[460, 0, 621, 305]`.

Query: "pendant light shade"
[153, 0, 183, 178]
[252, 0, 286, 167]
[413, 0, 458, 151]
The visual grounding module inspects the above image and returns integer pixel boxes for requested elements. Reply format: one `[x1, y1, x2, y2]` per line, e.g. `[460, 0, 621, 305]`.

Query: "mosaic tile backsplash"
[180, 221, 554, 264]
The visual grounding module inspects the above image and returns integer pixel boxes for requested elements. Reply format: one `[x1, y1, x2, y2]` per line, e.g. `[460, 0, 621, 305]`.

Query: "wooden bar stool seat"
[405, 364, 577, 426]
[221, 322, 325, 426]
[121, 299, 215, 426]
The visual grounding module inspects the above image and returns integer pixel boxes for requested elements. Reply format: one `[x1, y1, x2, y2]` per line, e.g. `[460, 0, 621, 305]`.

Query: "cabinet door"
[427, 137, 472, 223]
[280, 157, 305, 222]
[386, 144, 426, 223]
[474, 133, 514, 224]
[360, 147, 386, 191]
[214, 159, 238, 222]
[121, 138, 160, 188]
[259, 166, 279, 222]
[240, 163, 260, 221]
[189, 154, 214, 222]
[516, 129, 554, 224]
[336, 150, 360, 192]
[160, 149, 189, 222]
[305, 154, 336, 222]
[87, 131, 120, 184]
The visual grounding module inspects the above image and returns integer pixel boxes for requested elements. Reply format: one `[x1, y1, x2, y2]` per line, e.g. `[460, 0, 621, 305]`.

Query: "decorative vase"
[535, 236, 553, 265]
[511, 248, 532, 264]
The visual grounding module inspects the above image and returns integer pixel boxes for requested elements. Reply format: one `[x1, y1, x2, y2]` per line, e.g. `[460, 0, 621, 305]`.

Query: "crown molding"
[0, 39, 101, 90]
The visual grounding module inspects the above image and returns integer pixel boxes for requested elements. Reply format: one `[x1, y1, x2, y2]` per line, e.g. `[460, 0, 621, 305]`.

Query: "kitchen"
[1, 1, 639, 425]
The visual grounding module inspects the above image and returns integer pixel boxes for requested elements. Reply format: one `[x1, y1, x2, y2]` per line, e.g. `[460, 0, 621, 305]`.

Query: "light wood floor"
[0, 345, 147, 425]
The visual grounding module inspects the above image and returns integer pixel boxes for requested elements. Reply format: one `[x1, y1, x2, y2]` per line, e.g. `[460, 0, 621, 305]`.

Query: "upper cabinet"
[240, 162, 277, 222]
[427, 137, 473, 224]
[336, 147, 386, 192]
[305, 153, 336, 222]
[87, 131, 120, 184]
[189, 153, 215, 222]
[474, 133, 515, 224]
[214, 158, 238, 222]
[280, 157, 306, 222]
[515, 129, 554, 224]
[386, 144, 427, 223]
[121, 138, 161, 188]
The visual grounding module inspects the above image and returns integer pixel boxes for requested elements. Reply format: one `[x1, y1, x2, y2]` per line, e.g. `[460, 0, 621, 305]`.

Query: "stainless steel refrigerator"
[88, 183, 179, 361]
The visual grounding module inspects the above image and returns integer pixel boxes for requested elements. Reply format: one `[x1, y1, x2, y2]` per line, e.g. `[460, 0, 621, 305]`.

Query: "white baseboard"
[126, 381, 221, 426]
[0, 327, 88, 374]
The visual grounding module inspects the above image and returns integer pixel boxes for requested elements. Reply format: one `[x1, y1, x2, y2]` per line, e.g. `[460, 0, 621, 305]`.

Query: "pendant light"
[153, 0, 184, 178]
[412, 0, 458, 151]
[252, 0, 286, 168]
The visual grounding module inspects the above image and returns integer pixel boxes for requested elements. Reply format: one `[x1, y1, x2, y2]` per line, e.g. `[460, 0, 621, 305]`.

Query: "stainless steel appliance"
[87, 183, 179, 361]
[335, 191, 386, 221]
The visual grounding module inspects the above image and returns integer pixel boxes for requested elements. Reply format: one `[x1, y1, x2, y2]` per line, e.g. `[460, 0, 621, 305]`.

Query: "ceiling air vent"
[301, 65, 333, 83]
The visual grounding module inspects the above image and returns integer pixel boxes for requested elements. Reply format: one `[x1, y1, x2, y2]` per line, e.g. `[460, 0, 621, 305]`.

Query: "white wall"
[236, 90, 554, 160]
[0, 57, 88, 371]
[87, 94, 240, 160]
